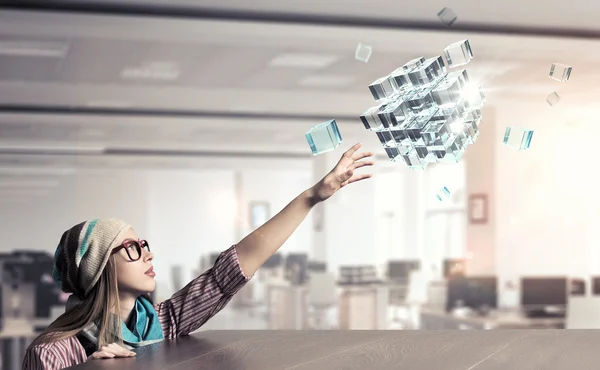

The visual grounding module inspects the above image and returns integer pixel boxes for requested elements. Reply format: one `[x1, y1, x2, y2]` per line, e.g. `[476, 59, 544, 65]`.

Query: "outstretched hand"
[309, 143, 375, 204]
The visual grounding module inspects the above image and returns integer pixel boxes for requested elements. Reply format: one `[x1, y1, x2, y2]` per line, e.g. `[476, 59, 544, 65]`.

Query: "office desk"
[421, 308, 565, 330]
[71, 329, 599, 369]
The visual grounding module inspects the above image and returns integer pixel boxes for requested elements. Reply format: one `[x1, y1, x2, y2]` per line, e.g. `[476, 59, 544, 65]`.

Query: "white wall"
[493, 100, 600, 306]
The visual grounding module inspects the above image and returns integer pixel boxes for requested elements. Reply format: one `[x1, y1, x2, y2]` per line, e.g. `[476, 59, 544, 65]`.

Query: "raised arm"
[235, 143, 374, 277]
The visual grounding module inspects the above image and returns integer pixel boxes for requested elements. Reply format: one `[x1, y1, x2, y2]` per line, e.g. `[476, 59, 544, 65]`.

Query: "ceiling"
[1, 1, 600, 202]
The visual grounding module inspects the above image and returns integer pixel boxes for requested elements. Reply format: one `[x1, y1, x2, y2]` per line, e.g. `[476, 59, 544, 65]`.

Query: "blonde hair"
[28, 255, 138, 350]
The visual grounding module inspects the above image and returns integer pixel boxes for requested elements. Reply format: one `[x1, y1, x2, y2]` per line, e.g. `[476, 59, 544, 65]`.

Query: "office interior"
[2, 0, 600, 368]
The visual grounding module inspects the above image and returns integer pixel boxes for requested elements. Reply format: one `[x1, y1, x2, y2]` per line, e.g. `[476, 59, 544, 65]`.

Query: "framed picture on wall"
[468, 194, 488, 224]
[249, 201, 270, 229]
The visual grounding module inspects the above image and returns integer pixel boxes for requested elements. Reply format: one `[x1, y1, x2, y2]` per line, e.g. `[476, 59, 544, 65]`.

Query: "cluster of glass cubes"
[360, 44, 484, 169]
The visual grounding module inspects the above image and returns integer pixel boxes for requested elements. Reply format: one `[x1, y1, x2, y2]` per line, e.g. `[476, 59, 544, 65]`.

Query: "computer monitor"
[570, 278, 586, 296]
[263, 253, 283, 268]
[446, 276, 497, 313]
[521, 277, 568, 316]
[592, 276, 600, 295]
[285, 253, 308, 285]
[307, 261, 327, 273]
[387, 260, 420, 280]
[443, 259, 466, 278]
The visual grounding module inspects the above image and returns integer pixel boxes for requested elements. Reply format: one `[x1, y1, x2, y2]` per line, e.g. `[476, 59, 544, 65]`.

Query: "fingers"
[343, 143, 362, 158]
[345, 173, 373, 185]
[352, 151, 374, 161]
[107, 343, 136, 356]
[349, 160, 375, 171]
[90, 343, 136, 360]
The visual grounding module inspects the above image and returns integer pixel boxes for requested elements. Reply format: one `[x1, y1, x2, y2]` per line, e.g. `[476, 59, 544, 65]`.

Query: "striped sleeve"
[22, 346, 65, 370]
[155, 245, 252, 339]
[22, 336, 88, 369]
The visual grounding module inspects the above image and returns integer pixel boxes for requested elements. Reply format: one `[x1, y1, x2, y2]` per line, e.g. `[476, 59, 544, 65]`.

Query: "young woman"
[22, 143, 374, 369]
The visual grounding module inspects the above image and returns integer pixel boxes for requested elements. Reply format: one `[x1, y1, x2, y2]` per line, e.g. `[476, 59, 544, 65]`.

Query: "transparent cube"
[305, 119, 343, 156]
[436, 186, 451, 201]
[432, 74, 463, 108]
[408, 56, 447, 89]
[443, 39, 473, 68]
[439, 135, 466, 163]
[389, 127, 409, 144]
[404, 110, 437, 141]
[549, 63, 572, 82]
[448, 68, 470, 82]
[388, 67, 414, 93]
[406, 87, 438, 117]
[546, 91, 561, 106]
[369, 76, 394, 101]
[355, 43, 372, 63]
[401, 147, 429, 169]
[403, 57, 426, 71]
[503, 126, 534, 150]
[377, 98, 414, 128]
[375, 129, 394, 147]
[437, 7, 457, 26]
[360, 105, 385, 131]
[463, 84, 485, 110]
[385, 147, 402, 161]
[421, 115, 452, 146]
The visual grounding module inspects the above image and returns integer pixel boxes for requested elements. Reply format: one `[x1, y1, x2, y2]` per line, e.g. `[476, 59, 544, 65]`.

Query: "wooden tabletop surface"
[70, 329, 600, 369]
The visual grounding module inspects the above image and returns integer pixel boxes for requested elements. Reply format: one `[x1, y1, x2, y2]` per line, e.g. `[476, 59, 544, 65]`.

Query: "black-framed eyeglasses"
[111, 239, 150, 261]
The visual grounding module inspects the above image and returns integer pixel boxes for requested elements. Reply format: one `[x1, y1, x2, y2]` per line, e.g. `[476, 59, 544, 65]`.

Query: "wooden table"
[71, 330, 600, 369]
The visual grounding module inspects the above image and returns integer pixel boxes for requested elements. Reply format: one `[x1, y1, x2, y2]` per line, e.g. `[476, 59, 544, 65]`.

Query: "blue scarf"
[68, 294, 165, 349]
[121, 295, 164, 345]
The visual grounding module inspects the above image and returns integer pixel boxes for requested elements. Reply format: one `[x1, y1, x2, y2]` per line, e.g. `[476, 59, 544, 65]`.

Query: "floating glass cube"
[378, 98, 414, 128]
[360, 45, 484, 169]
[549, 63, 572, 82]
[355, 43, 372, 63]
[369, 76, 394, 101]
[432, 74, 463, 108]
[360, 105, 385, 131]
[443, 40, 473, 68]
[408, 56, 447, 89]
[546, 91, 560, 106]
[305, 119, 343, 155]
[503, 126, 533, 150]
[436, 186, 451, 201]
[437, 7, 457, 26]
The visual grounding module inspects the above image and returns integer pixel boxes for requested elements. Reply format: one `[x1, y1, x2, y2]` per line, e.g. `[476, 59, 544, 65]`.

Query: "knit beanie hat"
[52, 218, 132, 298]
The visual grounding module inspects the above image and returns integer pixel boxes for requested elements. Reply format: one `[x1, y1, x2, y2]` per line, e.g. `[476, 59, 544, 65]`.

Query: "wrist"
[304, 186, 320, 207]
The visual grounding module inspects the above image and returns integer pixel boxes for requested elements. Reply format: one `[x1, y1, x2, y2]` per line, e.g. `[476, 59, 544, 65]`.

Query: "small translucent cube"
[406, 87, 437, 116]
[360, 105, 385, 131]
[369, 76, 394, 101]
[443, 39, 473, 68]
[437, 7, 457, 26]
[355, 43, 372, 63]
[403, 57, 426, 72]
[388, 67, 413, 93]
[421, 114, 452, 146]
[401, 147, 429, 169]
[546, 91, 561, 106]
[375, 129, 394, 147]
[377, 98, 414, 128]
[436, 186, 451, 201]
[305, 119, 343, 155]
[549, 63, 572, 82]
[408, 56, 447, 89]
[432, 75, 463, 107]
[463, 84, 485, 110]
[503, 126, 533, 150]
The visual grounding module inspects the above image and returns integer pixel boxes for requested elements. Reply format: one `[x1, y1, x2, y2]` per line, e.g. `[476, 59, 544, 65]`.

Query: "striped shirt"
[22, 245, 251, 370]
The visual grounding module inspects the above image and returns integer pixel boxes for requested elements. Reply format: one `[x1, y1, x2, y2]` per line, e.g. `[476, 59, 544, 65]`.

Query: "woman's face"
[113, 228, 156, 296]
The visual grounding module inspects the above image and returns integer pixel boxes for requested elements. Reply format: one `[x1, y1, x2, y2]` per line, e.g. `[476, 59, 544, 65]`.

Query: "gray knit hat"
[52, 218, 131, 298]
